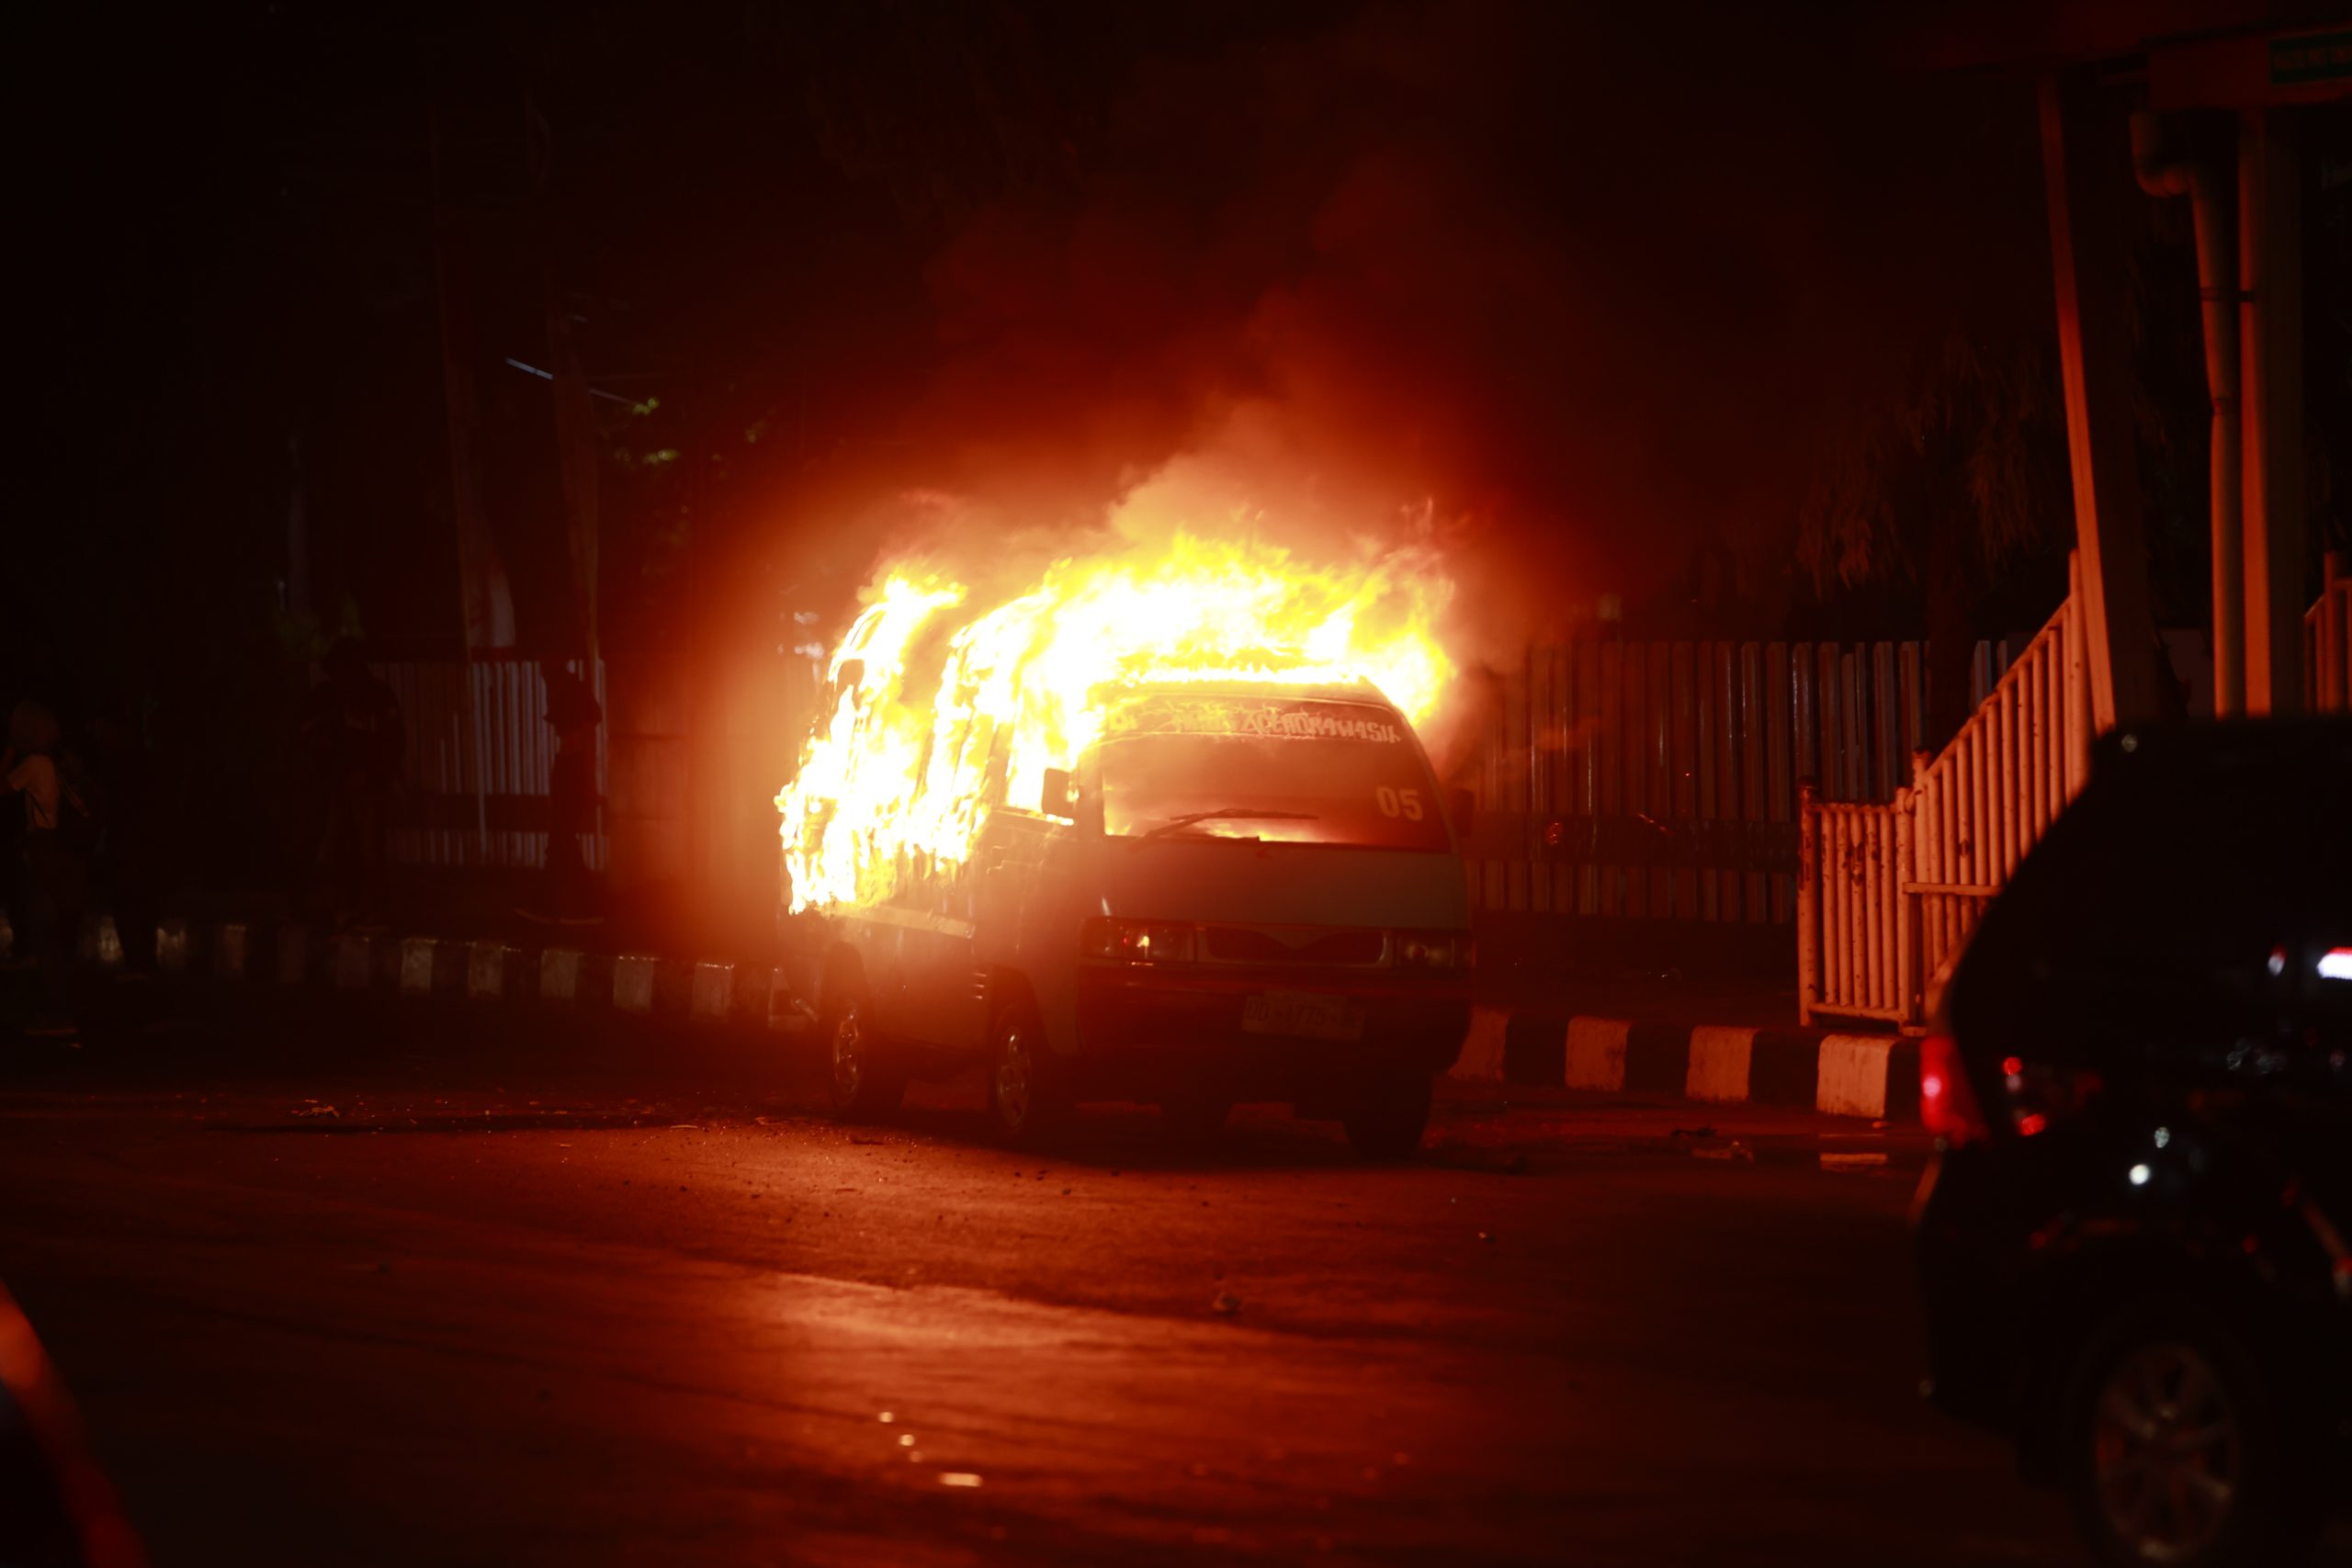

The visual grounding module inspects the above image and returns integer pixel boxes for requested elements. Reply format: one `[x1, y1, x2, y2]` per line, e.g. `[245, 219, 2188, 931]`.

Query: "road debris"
[1212, 1292, 1240, 1315]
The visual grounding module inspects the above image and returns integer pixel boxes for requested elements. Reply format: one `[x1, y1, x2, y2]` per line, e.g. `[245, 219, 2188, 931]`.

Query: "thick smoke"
[805, 2, 2034, 721]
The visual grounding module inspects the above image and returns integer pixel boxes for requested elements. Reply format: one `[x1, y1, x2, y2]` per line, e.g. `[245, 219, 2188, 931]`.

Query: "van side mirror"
[1449, 787, 1476, 838]
[1040, 767, 1077, 820]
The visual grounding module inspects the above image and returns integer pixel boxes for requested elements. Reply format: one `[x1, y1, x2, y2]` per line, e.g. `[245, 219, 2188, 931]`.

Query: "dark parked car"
[1914, 718, 2351, 1568]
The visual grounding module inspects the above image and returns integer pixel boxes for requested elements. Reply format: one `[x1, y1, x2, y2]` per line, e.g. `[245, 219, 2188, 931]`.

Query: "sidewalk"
[4, 900, 1917, 1126]
[155, 868, 774, 968]
[1477, 969, 1802, 1031]
[1456, 924, 1919, 1123]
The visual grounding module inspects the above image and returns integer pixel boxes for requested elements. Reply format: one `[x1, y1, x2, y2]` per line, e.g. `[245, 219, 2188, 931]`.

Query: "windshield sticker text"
[1108, 699, 1404, 745]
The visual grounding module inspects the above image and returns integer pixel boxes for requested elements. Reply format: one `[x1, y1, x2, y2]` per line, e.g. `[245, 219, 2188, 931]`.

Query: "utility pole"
[2037, 71, 2163, 731]
[430, 102, 514, 862]
[429, 104, 515, 658]
[529, 90, 599, 666]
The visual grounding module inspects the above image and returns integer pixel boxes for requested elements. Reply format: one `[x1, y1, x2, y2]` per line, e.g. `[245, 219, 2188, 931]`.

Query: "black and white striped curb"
[30, 914, 1914, 1121]
[59, 914, 817, 1035]
[1449, 1007, 1919, 1123]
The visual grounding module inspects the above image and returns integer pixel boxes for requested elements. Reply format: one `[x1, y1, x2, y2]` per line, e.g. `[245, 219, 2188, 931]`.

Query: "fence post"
[1796, 779, 1818, 1027]
[1894, 784, 1917, 1030]
[2320, 551, 2347, 712]
[2064, 548, 2091, 793]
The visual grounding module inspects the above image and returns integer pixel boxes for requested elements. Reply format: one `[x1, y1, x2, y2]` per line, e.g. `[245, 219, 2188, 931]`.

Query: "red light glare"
[2016, 1112, 2047, 1137]
[1919, 1033, 1987, 1145]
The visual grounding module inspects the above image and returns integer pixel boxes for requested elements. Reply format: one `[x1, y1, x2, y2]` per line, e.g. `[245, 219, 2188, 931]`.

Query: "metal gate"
[1799, 557, 2092, 1029]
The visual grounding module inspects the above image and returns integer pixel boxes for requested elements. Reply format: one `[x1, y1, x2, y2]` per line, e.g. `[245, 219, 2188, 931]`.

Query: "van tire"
[986, 997, 1069, 1145]
[820, 983, 904, 1122]
[1342, 1070, 1432, 1161]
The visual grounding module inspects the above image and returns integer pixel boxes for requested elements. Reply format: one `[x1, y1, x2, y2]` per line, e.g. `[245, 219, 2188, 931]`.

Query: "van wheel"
[1342, 1070, 1432, 1161]
[820, 985, 903, 1122]
[986, 998, 1069, 1145]
[2060, 1309, 2317, 1568]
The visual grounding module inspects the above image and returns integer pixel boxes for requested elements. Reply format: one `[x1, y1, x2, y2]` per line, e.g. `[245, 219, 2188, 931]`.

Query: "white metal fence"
[2310, 551, 2351, 715]
[376, 658, 608, 872]
[1908, 581, 2093, 1007]
[1799, 557, 2092, 1028]
[1464, 630, 2066, 924]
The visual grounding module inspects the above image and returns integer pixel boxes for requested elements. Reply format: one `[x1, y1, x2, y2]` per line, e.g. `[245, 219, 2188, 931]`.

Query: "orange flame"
[776, 532, 1458, 912]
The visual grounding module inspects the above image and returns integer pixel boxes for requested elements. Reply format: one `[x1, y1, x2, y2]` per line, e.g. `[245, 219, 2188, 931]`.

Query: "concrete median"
[1449, 1010, 1918, 1124]
[96, 911, 1920, 1121]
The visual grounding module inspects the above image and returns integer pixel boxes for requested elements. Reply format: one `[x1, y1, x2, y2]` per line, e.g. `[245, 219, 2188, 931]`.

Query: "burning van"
[775, 536, 1472, 1155]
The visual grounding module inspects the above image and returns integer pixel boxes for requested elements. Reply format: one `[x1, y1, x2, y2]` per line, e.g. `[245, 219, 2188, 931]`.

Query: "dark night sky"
[12, 3, 2347, 734]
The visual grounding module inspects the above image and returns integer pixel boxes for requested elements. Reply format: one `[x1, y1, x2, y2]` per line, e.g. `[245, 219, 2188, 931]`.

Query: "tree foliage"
[1796, 322, 2067, 594]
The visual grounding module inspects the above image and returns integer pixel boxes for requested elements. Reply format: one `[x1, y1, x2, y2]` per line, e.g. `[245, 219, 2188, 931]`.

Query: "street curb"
[83, 913, 1917, 1122]
[117, 914, 805, 1037]
[1448, 1011, 1917, 1124]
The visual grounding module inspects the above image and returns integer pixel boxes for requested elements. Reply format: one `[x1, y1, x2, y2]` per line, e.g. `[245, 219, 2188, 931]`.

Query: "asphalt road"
[0, 990, 2154, 1565]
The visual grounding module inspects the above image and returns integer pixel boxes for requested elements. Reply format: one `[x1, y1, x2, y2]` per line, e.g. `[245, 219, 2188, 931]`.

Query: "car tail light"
[1080, 918, 1196, 964]
[1395, 931, 1473, 970]
[1919, 1032, 1988, 1146]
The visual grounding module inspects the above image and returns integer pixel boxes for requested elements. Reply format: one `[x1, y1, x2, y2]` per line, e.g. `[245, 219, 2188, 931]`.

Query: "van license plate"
[1242, 990, 1363, 1043]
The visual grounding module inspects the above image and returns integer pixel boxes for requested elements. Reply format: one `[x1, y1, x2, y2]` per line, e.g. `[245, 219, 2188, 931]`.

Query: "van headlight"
[1395, 931, 1475, 970]
[1080, 917, 1197, 964]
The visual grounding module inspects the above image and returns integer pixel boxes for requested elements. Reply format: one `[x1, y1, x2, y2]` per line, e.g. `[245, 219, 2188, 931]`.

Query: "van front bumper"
[1071, 968, 1470, 1098]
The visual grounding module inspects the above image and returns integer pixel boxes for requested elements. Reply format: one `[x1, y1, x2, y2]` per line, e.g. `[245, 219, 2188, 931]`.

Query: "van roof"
[1106, 678, 1395, 707]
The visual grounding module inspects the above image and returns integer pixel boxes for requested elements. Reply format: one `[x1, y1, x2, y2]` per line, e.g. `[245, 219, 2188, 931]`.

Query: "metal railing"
[2309, 551, 2351, 715]
[1905, 558, 2092, 1016]
[1467, 635, 1932, 923]
[1799, 554, 2091, 1029]
[1796, 793, 1915, 1023]
[374, 658, 608, 872]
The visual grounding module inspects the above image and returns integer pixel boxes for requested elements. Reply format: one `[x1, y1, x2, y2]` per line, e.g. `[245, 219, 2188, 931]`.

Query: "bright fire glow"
[776, 532, 1456, 911]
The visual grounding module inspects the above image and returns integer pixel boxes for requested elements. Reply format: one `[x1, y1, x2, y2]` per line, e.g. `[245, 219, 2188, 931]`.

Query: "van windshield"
[1095, 694, 1451, 852]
